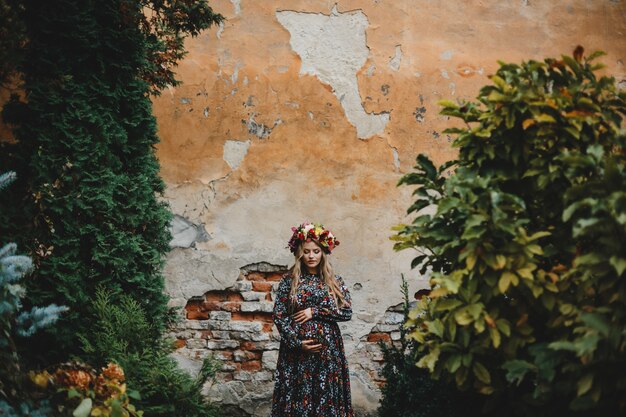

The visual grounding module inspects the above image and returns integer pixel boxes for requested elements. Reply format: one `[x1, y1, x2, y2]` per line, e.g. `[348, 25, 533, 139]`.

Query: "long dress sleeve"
[273, 276, 302, 349]
[312, 275, 352, 322]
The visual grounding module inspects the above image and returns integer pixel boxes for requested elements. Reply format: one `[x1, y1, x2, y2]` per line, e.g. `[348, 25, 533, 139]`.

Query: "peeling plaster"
[242, 114, 282, 139]
[413, 106, 426, 123]
[388, 45, 402, 71]
[230, 0, 241, 15]
[440, 49, 453, 60]
[169, 215, 211, 248]
[223, 139, 251, 170]
[391, 147, 400, 172]
[276, 7, 390, 139]
[231, 62, 243, 84]
[240, 261, 288, 273]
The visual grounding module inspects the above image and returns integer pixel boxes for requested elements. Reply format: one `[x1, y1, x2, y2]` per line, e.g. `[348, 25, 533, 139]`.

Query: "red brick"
[215, 350, 234, 360]
[231, 312, 273, 322]
[262, 323, 274, 333]
[184, 299, 203, 311]
[241, 360, 262, 371]
[266, 293, 273, 301]
[205, 291, 228, 302]
[199, 330, 213, 339]
[240, 341, 261, 351]
[174, 339, 186, 349]
[206, 291, 244, 302]
[245, 351, 262, 360]
[187, 310, 209, 320]
[252, 281, 273, 292]
[221, 361, 241, 372]
[201, 301, 222, 311]
[227, 292, 244, 302]
[266, 273, 284, 282]
[246, 272, 265, 281]
[367, 332, 391, 343]
[221, 301, 241, 312]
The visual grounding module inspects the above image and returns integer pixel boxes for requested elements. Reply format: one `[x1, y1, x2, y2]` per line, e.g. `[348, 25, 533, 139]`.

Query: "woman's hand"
[292, 307, 313, 324]
[301, 339, 322, 354]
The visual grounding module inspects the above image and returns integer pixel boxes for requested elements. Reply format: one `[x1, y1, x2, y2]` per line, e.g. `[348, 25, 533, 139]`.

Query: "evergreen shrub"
[0, 0, 221, 364]
[80, 288, 222, 417]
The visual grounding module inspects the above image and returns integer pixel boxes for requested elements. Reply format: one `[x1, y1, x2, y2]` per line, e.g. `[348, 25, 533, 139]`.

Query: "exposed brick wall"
[171, 268, 409, 415]
[359, 306, 406, 389]
[176, 270, 286, 386]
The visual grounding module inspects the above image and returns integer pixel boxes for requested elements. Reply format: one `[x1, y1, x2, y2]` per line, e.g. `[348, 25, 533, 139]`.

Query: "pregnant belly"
[297, 321, 327, 345]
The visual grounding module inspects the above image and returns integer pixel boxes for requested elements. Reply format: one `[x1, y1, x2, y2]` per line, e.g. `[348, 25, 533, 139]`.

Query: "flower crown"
[287, 221, 340, 254]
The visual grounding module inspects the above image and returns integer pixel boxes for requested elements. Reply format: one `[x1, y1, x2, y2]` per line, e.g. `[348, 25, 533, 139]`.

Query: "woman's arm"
[312, 275, 352, 322]
[272, 275, 302, 349]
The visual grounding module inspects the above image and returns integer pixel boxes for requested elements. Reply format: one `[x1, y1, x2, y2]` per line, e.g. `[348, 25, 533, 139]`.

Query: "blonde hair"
[288, 240, 346, 311]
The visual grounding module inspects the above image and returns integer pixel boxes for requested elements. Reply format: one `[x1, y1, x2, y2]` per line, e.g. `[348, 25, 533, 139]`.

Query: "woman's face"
[302, 240, 322, 272]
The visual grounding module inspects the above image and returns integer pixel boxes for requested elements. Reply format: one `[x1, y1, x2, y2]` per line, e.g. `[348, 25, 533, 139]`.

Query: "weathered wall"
[153, 1, 626, 416]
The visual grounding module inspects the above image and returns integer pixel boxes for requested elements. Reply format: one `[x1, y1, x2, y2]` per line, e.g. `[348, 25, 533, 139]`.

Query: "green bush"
[378, 277, 483, 417]
[80, 288, 221, 417]
[0, 0, 222, 364]
[393, 47, 625, 416]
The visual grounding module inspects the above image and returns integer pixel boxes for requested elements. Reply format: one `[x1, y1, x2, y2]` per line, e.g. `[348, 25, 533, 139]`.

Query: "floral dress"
[271, 272, 354, 417]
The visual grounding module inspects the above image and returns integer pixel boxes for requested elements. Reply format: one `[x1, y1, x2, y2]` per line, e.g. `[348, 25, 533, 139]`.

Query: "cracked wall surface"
[148, 1, 626, 415]
[276, 6, 390, 139]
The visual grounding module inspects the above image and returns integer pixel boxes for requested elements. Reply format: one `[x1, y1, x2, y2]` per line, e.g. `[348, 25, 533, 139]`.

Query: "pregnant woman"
[271, 222, 353, 417]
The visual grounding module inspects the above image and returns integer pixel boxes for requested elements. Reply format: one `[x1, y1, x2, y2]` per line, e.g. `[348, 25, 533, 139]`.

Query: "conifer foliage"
[0, 171, 66, 416]
[1, 0, 222, 362]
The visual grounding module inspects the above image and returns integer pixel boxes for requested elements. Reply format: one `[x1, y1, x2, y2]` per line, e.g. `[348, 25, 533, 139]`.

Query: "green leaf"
[496, 319, 511, 336]
[490, 75, 507, 89]
[609, 256, 626, 276]
[111, 399, 125, 417]
[67, 388, 82, 399]
[473, 361, 491, 384]
[427, 319, 445, 337]
[127, 390, 142, 400]
[72, 398, 92, 417]
[586, 50, 606, 62]
[489, 327, 501, 348]
[416, 154, 437, 180]
[517, 266, 535, 280]
[535, 114, 556, 123]
[487, 91, 507, 101]
[438, 99, 458, 108]
[502, 360, 536, 385]
[447, 354, 462, 373]
[498, 272, 516, 293]
[549, 340, 577, 352]
[466, 253, 477, 270]
[454, 308, 474, 326]
[410, 255, 427, 269]
[577, 373, 594, 396]
[434, 298, 463, 312]
[580, 313, 610, 337]
[416, 347, 441, 372]
[527, 231, 551, 241]
[526, 244, 543, 255]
